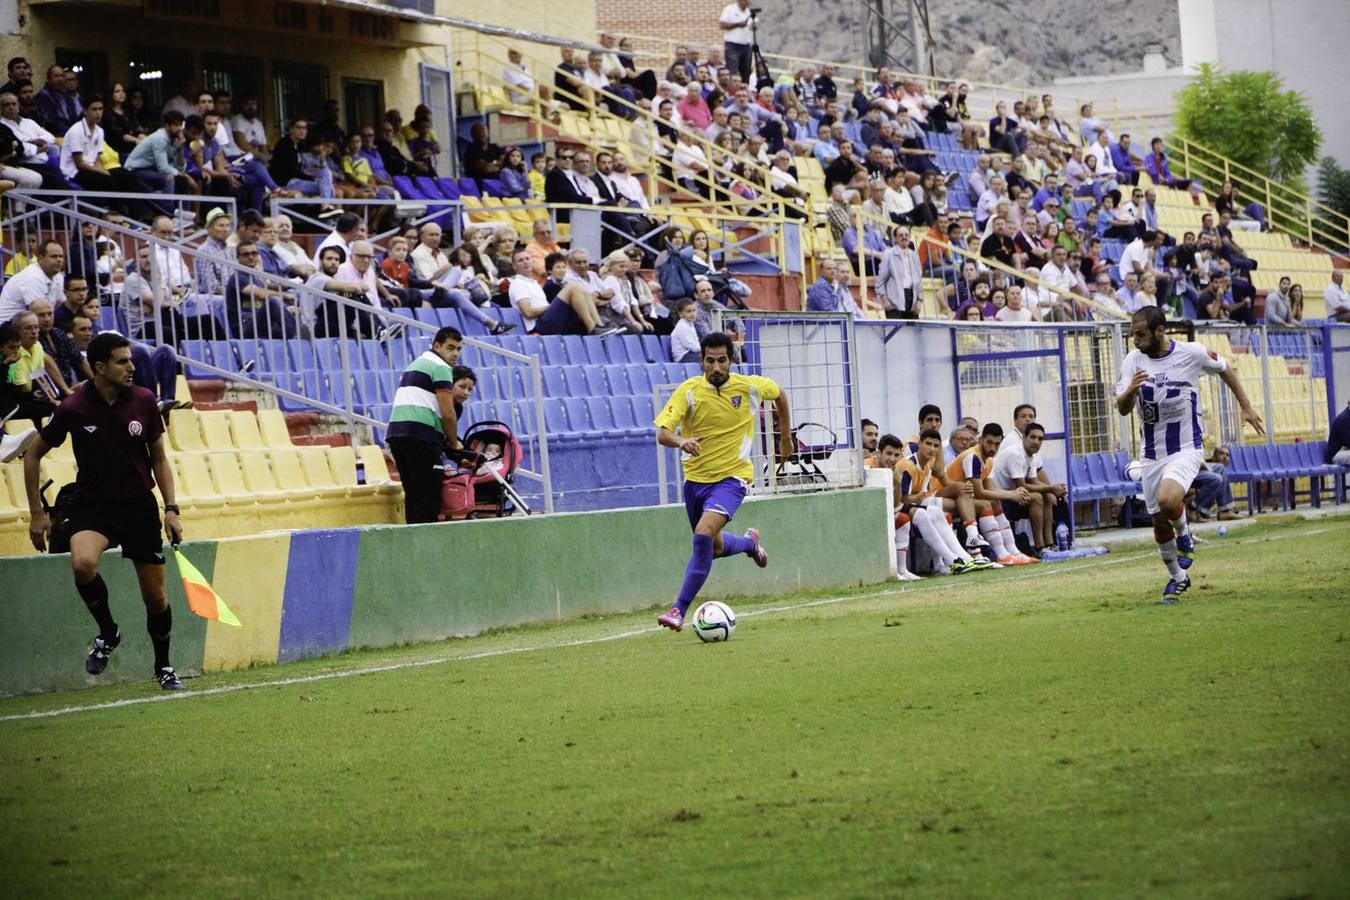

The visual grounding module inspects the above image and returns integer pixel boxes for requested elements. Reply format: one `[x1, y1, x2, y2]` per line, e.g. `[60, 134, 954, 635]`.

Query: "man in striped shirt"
[385, 326, 472, 524]
[1114, 307, 1264, 603]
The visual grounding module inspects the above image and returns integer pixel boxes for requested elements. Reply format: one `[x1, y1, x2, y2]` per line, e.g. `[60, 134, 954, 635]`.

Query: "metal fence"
[3, 190, 555, 512]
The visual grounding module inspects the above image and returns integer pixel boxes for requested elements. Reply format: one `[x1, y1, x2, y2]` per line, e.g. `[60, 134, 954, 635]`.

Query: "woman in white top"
[599, 250, 653, 333]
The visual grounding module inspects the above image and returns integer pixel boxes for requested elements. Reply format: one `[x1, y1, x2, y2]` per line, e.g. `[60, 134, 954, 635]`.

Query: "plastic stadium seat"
[295, 448, 349, 498]
[602, 365, 631, 395]
[393, 175, 425, 199]
[581, 339, 612, 366]
[457, 177, 481, 197]
[435, 177, 462, 200]
[256, 409, 295, 448]
[580, 368, 609, 395]
[357, 445, 393, 484]
[563, 398, 599, 438]
[173, 455, 228, 510]
[228, 410, 268, 451]
[207, 451, 250, 497]
[584, 396, 615, 431]
[286, 340, 317, 371]
[558, 365, 586, 396]
[168, 410, 208, 454]
[608, 396, 639, 430]
[541, 367, 568, 397]
[631, 393, 657, 423]
[625, 365, 653, 396]
[197, 411, 236, 450]
[542, 398, 569, 435]
[560, 335, 588, 365]
[414, 176, 445, 199]
[238, 449, 295, 504]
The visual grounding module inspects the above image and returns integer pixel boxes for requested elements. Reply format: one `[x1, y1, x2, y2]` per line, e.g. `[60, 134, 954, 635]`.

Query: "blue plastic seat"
[542, 367, 568, 397]
[414, 176, 446, 199]
[392, 175, 424, 199]
[631, 393, 657, 423]
[537, 335, 569, 366]
[585, 396, 615, 431]
[559, 364, 587, 395]
[608, 337, 643, 364]
[435, 177, 462, 200]
[603, 365, 631, 395]
[563, 398, 597, 438]
[638, 334, 665, 363]
[608, 396, 639, 430]
[457, 177, 481, 197]
[559, 335, 588, 365]
[580, 368, 609, 395]
[541, 398, 569, 435]
[625, 364, 652, 396]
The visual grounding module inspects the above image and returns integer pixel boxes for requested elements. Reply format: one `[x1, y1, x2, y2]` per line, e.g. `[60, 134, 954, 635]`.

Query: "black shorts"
[65, 493, 165, 565]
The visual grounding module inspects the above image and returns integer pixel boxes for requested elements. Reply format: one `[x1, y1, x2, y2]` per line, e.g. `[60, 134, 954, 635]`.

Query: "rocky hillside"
[756, 0, 1180, 85]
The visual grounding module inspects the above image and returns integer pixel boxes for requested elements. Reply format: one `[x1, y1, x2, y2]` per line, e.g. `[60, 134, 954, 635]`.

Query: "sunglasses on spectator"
[559, 154, 575, 160]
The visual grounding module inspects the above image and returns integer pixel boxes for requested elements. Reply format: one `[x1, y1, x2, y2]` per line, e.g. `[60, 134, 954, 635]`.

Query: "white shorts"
[1142, 449, 1205, 515]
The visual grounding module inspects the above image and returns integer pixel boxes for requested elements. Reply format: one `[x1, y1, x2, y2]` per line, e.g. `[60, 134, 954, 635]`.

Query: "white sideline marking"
[0, 524, 1332, 724]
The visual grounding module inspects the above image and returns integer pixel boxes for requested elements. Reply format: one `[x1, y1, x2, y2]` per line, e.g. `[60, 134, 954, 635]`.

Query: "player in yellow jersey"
[945, 422, 1037, 565]
[652, 333, 794, 631]
[886, 430, 995, 578]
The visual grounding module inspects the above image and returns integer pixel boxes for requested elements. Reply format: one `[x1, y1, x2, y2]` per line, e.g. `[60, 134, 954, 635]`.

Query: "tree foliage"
[1317, 156, 1350, 220]
[1174, 64, 1322, 184]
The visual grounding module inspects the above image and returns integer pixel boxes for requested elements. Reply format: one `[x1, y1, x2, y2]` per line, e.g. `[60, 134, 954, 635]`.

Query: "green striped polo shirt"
[385, 351, 455, 445]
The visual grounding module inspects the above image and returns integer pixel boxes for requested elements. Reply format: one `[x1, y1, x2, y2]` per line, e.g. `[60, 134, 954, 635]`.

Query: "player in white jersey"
[1114, 307, 1264, 603]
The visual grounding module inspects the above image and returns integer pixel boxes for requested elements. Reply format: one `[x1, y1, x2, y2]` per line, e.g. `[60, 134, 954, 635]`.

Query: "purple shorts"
[683, 478, 746, 529]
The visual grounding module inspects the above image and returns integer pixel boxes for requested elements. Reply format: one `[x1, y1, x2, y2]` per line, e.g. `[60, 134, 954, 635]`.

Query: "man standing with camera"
[23, 332, 186, 690]
[719, 0, 758, 85]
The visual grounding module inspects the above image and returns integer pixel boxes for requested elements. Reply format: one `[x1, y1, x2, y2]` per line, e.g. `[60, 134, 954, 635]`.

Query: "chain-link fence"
[657, 310, 865, 502]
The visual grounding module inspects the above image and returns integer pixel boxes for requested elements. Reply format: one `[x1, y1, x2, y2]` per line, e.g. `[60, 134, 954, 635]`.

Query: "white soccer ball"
[1125, 459, 1143, 482]
[692, 601, 736, 643]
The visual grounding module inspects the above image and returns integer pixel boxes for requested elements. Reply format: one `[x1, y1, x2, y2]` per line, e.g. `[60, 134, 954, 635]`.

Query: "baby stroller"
[759, 407, 836, 486]
[440, 421, 532, 520]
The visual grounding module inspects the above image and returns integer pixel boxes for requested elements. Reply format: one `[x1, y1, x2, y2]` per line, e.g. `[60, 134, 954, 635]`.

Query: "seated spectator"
[123, 110, 194, 196]
[1109, 134, 1142, 185]
[34, 64, 79, 136]
[1077, 102, 1112, 144]
[994, 287, 1035, 322]
[224, 240, 298, 339]
[1264, 276, 1295, 327]
[1326, 399, 1350, 467]
[554, 47, 592, 110]
[506, 248, 615, 336]
[691, 277, 739, 342]
[497, 146, 531, 199]
[8, 309, 65, 413]
[0, 321, 53, 438]
[0, 238, 65, 324]
[31, 297, 88, 392]
[1196, 274, 1231, 320]
[0, 89, 65, 189]
[598, 250, 653, 334]
[503, 47, 549, 105]
[121, 244, 186, 342]
[462, 122, 503, 185]
[409, 223, 512, 334]
[991, 421, 1067, 556]
[59, 95, 141, 204]
[806, 259, 861, 318]
[268, 118, 336, 204]
[1192, 445, 1239, 521]
[1215, 181, 1264, 232]
[53, 274, 93, 332]
[1323, 271, 1350, 323]
[668, 298, 700, 362]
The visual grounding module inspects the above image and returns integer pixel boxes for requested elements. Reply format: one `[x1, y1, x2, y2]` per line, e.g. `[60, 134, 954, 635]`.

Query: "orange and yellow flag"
[173, 547, 242, 627]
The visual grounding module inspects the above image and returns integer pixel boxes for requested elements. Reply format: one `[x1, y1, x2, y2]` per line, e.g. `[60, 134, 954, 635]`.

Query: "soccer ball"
[1124, 459, 1144, 483]
[692, 601, 736, 643]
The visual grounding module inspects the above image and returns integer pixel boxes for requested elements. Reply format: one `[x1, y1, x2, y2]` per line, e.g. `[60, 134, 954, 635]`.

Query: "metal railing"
[1166, 132, 1350, 261]
[4, 190, 555, 512]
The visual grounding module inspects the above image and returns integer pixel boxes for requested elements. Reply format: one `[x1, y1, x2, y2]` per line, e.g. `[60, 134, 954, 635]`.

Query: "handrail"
[6, 189, 557, 509]
[1164, 131, 1350, 261]
[603, 29, 1120, 124]
[459, 34, 793, 218]
[843, 202, 1127, 321]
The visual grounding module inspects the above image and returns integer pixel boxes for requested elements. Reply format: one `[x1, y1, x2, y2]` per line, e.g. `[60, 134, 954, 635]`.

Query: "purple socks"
[718, 532, 753, 557]
[676, 534, 715, 613]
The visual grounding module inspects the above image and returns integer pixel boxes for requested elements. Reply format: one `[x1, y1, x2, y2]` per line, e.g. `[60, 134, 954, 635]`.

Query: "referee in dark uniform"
[24, 332, 186, 690]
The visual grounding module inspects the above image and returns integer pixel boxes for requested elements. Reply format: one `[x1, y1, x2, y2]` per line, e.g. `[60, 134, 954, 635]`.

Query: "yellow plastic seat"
[297, 447, 350, 498]
[228, 410, 267, 451]
[197, 410, 235, 450]
[168, 409, 208, 453]
[173, 454, 228, 510]
[357, 445, 393, 484]
[237, 450, 298, 504]
[206, 451, 249, 496]
[256, 409, 294, 449]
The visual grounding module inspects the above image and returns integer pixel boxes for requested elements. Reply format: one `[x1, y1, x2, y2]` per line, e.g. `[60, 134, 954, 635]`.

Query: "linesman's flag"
[173, 547, 242, 627]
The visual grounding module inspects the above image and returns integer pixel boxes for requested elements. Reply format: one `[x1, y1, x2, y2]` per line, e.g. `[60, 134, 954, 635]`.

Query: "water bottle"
[355, 457, 367, 486]
[1054, 523, 1070, 552]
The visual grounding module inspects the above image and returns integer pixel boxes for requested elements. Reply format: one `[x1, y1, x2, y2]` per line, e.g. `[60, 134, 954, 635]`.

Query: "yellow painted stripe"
[201, 533, 291, 672]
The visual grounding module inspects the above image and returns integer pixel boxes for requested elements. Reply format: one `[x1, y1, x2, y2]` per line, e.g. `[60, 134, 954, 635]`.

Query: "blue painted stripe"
[1189, 389, 1203, 450]
[278, 529, 361, 663]
[1141, 384, 1156, 460]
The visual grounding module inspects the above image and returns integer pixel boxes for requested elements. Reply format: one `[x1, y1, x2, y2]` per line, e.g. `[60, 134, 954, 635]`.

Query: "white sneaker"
[965, 532, 991, 551]
[0, 427, 38, 463]
[933, 562, 952, 577]
[895, 569, 921, 581]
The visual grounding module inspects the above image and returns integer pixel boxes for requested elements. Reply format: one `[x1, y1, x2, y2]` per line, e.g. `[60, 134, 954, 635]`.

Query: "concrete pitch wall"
[0, 487, 890, 696]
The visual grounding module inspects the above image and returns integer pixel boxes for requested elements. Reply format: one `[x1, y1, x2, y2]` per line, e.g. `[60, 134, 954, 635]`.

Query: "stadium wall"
[0, 486, 891, 696]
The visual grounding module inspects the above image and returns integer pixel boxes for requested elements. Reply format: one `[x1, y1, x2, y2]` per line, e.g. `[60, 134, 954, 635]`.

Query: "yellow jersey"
[654, 373, 781, 484]
[945, 445, 993, 484]
[898, 453, 945, 504]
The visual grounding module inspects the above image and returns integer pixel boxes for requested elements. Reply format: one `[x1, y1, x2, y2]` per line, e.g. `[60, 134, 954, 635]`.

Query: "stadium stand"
[0, 29, 1346, 556]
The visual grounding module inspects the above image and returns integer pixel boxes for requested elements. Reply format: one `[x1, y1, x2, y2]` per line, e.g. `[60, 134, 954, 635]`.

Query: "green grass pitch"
[3, 517, 1349, 897]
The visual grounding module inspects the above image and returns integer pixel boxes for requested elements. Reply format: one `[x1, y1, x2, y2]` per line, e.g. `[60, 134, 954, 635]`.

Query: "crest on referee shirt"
[128, 420, 143, 436]
[731, 396, 742, 408]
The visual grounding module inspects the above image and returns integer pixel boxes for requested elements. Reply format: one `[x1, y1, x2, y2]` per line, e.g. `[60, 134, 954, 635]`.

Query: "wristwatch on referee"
[164, 504, 181, 515]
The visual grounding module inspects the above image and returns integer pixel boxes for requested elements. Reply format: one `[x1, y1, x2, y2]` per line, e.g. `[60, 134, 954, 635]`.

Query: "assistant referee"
[24, 332, 186, 690]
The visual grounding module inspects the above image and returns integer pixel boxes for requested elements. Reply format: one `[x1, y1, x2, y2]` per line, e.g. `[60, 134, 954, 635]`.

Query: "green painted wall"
[0, 488, 890, 697]
[347, 488, 893, 650]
